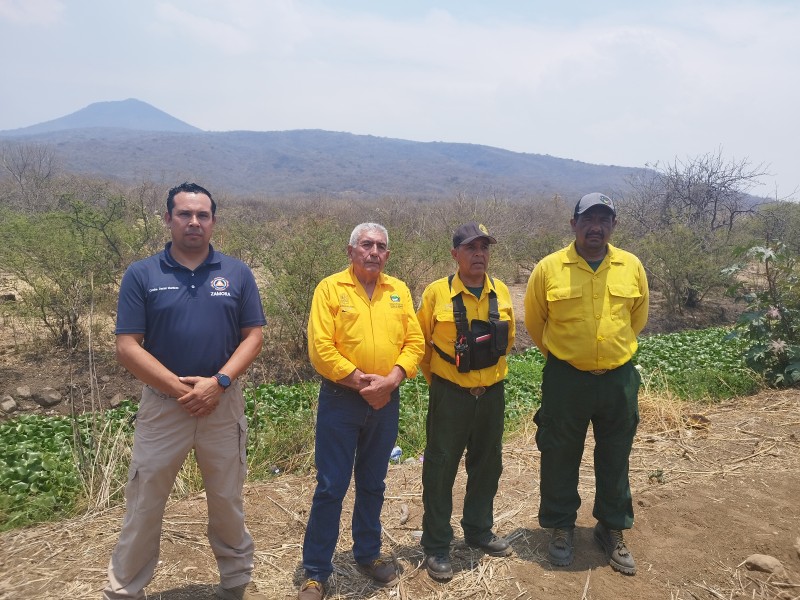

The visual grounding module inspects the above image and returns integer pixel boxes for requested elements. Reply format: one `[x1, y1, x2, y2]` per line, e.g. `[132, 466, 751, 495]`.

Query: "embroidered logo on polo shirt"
[390, 294, 400, 302]
[210, 277, 231, 297]
[211, 277, 229, 291]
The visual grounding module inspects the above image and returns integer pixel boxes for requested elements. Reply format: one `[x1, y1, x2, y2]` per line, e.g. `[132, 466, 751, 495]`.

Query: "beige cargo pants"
[103, 383, 254, 599]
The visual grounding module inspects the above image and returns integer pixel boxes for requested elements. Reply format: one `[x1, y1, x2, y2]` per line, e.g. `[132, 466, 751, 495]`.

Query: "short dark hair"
[166, 182, 216, 216]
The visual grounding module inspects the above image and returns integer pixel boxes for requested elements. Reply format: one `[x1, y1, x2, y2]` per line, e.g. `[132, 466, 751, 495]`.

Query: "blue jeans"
[302, 380, 399, 582]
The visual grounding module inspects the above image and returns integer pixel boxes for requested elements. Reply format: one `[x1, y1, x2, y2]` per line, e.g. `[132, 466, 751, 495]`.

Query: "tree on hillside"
[0, 181, 163, 348]
[623, 149, 768, 314]
[744, 200, 800, 256]
[625, 149, 767, 237]
[0, 141, 59, 211]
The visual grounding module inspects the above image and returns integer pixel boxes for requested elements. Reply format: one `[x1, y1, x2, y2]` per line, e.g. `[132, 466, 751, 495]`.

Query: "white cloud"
[152, 0, 314, 56]
[0, 0, 64, 25]
[0, 0, 797, 194]
[153, 2, 257, 55]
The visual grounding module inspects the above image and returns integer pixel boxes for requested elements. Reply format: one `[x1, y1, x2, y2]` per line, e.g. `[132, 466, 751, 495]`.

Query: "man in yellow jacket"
[524, 193, 649, 575]
[417, 222, 516, 581]
[298, 223, 425, 600]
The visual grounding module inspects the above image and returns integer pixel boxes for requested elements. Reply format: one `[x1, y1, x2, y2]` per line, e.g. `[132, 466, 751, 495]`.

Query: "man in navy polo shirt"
[103, 183, 268, 600]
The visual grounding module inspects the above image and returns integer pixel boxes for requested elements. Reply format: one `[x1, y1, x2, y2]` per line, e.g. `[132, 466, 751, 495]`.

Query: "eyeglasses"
[358, 240, 388, 252]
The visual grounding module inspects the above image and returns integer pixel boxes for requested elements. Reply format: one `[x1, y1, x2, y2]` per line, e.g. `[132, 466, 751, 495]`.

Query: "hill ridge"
[0, 99, 648, 199]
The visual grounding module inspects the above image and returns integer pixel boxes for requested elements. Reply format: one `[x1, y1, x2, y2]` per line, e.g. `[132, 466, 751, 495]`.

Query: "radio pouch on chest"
[434, 276, 509, 373]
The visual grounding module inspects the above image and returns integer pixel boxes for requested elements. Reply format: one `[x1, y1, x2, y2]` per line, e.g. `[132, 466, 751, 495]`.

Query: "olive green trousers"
[534, 355, 640, 531]
[421, 376, 505, 554]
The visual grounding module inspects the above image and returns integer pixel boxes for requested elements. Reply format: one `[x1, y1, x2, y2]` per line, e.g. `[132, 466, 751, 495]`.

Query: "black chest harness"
[432, 275, 509, 373]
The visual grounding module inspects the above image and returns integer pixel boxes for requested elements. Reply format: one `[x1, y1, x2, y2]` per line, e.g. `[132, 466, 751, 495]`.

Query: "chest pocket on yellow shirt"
[607, 284, 641, 320]
[546, 286, 584, 322]
[433, 306, 457, 344]
[335, 307, 361, 345]
[384, 311, 409, 348]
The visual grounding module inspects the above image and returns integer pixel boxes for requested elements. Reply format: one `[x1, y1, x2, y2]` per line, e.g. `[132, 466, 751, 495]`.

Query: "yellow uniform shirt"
[307, 266, 425, 382]
[417, 272, 515, 387]
[524, 242, 648, 372]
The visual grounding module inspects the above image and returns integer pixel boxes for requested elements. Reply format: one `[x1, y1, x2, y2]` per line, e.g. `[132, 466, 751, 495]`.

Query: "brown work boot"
[593, 522, 636, 575]
[297, 578, 325, 600]
[356, 556, 400, 587]
[214, 581, 268, 600]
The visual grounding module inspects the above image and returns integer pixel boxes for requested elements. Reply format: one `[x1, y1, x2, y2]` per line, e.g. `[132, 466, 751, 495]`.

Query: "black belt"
[432, 374, 500, 398]
[548, 354, 623, 376]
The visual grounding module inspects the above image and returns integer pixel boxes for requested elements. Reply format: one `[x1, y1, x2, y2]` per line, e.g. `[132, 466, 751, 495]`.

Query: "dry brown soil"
[2, 287, 800, 599]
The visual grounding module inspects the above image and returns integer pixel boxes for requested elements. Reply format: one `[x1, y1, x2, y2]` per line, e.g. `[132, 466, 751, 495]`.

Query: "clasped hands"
[338, 367, 404, 410]
[175, 375, 223, 417]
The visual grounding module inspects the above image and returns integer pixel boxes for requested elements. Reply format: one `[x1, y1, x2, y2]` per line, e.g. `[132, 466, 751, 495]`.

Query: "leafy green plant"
[0, 399, 137, 530]
[397, 376, 429, 459]
[505, 348, 545, 425]
[635, 327, 757, 399]
[245, 382, 319, 476]
[725, 244, 800, 386]
[0, 415, 80, 529]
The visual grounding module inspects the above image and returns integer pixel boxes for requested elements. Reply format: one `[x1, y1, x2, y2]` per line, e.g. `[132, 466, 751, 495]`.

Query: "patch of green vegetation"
[634, 327, 759, 400]
[0, 400, 137, 531]
[245, 382, 318, 477]
[397, 376, 429, 460]
[0, 327, 765, 530]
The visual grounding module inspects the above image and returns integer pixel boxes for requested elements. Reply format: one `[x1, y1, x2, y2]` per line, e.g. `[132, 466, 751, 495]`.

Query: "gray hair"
[349, 222, 389, 247]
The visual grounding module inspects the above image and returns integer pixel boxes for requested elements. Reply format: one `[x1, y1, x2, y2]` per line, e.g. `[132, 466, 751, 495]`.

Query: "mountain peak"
[3, 98, 201, 135]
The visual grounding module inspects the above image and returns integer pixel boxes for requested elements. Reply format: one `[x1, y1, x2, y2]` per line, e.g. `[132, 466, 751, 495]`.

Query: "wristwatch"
[213, 373, 231, 390]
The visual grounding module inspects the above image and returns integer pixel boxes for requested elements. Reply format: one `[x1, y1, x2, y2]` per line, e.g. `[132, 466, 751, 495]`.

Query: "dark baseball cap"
[574, 192, 616, 218]
[453, 222, 497, 248]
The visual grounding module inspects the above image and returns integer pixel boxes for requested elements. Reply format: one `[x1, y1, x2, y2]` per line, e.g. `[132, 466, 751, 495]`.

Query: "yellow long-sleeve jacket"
[307, 266, 425, 382]
[524, 242, 648, 372]
[417, 272, 515, 387]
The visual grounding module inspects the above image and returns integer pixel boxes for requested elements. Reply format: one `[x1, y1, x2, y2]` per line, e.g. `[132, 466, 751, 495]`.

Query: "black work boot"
[424, 553, 453, 581]
[593, 522, 636, 575]
[547, 527, 575, 566]
[466, 532, 513, 557]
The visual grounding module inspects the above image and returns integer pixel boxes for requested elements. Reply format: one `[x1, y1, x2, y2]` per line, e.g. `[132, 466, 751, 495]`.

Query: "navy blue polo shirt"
[116, 243, 266, 377]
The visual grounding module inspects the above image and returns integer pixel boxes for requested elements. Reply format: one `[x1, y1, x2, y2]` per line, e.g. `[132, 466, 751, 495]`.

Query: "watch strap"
[213, 373, 231, 389]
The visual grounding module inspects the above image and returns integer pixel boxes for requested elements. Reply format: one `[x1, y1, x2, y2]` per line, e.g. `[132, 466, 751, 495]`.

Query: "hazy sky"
[1, 0, 797, 196]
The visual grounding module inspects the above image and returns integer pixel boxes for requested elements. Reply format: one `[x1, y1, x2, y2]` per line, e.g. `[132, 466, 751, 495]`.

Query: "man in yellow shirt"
[297, 223, 425, 600]
[524, 193, 648, 575]
[417, 222, 516, 581]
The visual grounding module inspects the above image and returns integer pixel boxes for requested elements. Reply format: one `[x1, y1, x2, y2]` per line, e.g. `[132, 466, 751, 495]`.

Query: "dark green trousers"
[535, 355, 640, 531]
[421, 376, 505, 554]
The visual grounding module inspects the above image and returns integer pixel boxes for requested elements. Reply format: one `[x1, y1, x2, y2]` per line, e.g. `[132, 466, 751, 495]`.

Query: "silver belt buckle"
[469, 386, 487, 397]
[589, 369, 608, 375]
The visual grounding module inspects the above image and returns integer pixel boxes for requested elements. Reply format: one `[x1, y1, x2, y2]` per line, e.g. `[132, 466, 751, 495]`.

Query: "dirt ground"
[3, 285, 800, 599]
[1, 389, 799, 600]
